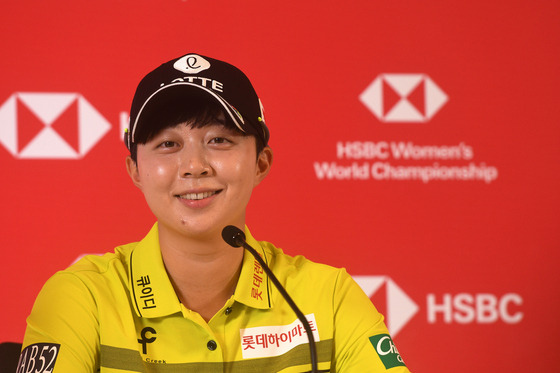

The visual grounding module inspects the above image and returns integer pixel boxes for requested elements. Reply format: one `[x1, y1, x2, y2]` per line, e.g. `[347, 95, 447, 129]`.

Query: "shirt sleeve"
[332, 269, 411, 372]
[18, 272, 99, 372]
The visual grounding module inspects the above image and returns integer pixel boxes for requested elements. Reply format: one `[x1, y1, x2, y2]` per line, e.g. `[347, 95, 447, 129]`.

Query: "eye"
[209, 137, 231, 144]
[158, 140, 178, 148]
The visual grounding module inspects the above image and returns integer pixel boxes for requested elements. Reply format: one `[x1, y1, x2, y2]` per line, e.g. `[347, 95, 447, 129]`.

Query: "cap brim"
[131, 82, 246, 144]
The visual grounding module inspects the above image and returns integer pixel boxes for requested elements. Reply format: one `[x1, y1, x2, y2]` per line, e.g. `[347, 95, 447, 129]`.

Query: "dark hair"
[129, 97, 265, 163]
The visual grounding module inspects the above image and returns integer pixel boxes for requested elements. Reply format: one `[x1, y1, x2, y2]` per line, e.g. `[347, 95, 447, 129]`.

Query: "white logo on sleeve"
[240, 314, 319, 359]
[16, 343, 60, 373]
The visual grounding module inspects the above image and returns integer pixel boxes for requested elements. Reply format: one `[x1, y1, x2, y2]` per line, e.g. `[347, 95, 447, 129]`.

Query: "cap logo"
[173, 54, 211, 74]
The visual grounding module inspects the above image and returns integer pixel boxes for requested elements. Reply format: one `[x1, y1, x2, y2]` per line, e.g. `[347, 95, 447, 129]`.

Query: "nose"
[179, 146, 211, 178]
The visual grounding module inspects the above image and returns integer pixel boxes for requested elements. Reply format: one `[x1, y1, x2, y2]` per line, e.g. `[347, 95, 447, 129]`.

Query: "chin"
[175, 219, 226, 239]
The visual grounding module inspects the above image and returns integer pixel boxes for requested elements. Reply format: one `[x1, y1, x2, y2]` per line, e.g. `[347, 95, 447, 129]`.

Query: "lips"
[177, 190, 221, 201]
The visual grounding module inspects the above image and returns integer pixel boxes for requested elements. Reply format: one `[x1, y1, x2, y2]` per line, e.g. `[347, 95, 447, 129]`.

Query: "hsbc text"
[336, 141, 473, 160]
[427, 293, 523, 324]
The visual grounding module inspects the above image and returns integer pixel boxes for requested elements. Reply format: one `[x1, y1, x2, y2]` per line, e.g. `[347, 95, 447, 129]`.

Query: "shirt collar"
[128, 223, 273, 319]
[233, 227, 273, 310]
[129, 223, 182, 318]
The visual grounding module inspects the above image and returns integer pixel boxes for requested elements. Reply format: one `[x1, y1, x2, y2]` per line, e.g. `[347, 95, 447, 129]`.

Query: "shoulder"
[59, 242, 138, 281]
[259, 240, 352, 289]
[23, 242, 140, 340]
[35, 242, 139, 305]
[261, 239, 338, 269]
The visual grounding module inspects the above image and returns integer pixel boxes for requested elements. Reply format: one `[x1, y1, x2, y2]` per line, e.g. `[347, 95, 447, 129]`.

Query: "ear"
[126, 156, 143, 190]
[254, 146, 273, 186]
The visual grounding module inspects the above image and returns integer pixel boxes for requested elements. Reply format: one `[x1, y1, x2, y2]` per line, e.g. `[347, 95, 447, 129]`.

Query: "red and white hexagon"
[0, 92, 111, 159]
[353, 275, 419, 336]
[360, 74, 448, 123]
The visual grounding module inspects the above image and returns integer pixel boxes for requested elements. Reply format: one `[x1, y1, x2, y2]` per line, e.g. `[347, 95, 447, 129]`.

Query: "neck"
[158, 223, 244, 322]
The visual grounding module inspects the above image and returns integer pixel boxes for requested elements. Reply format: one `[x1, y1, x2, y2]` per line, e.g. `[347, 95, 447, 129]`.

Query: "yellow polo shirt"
[20, 223, 410, 372]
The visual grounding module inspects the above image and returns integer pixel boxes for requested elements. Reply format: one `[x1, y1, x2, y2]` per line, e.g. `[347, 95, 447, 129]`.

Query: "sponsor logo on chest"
[240, 314, 319, 359]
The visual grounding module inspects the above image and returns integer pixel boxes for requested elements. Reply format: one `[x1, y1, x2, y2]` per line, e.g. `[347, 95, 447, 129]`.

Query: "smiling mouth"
[177, 191, 221, 200]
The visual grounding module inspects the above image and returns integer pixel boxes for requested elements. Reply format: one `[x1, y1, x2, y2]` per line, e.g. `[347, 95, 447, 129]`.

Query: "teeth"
[179, 191, 217, 200]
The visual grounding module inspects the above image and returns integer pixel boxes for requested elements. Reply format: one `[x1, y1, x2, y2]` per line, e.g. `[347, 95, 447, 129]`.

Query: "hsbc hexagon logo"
[353, 275, 419, 336]
[0, 92, 111, 159]
[360, 74, 448, 122]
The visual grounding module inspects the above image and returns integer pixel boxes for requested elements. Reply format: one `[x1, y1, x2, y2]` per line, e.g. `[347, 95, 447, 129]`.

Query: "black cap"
[125, 53, 269, 150]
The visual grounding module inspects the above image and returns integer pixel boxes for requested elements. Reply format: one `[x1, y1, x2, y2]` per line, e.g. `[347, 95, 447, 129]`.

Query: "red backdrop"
[1, 1, 559, 371]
